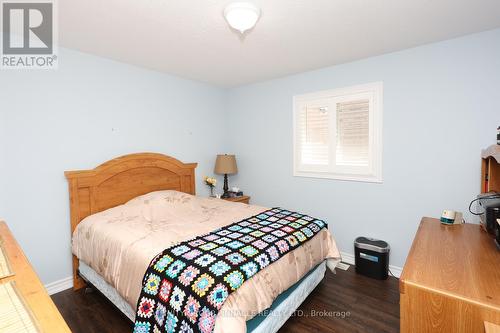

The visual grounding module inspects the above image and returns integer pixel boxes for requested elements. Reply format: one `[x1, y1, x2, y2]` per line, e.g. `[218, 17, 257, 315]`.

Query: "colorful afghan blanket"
[133, 208, 327, 333]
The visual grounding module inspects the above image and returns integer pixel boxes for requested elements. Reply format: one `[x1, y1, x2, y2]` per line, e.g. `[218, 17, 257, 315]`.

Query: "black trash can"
[354, 237, 390, 280]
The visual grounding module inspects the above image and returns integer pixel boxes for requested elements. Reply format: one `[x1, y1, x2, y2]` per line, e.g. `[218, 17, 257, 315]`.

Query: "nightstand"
[223, 195, 250, 204]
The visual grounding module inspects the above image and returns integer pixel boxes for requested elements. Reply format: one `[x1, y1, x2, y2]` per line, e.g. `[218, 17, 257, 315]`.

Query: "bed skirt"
[78, 260, 329, 333]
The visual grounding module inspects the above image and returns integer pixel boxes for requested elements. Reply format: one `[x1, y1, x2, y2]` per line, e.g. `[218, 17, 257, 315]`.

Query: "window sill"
[293, 171, 383, 183]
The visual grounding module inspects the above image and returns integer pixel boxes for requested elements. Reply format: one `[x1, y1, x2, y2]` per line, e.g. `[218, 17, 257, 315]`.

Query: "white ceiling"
[59, 0, 500, 87]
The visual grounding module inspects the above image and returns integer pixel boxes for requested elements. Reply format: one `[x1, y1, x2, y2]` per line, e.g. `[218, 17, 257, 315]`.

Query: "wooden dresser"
[400, 217, 500, 333]
[0, 221, 71, 332]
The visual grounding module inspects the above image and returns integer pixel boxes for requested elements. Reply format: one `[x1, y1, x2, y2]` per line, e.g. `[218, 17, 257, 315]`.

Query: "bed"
[65, 153, 341, 333]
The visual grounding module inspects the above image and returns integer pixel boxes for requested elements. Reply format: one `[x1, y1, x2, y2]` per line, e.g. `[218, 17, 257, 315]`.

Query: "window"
[293, 82, 383, 182]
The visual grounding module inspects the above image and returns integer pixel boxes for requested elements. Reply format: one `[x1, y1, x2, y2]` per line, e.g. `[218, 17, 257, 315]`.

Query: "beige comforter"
[72, 190, 340, 333]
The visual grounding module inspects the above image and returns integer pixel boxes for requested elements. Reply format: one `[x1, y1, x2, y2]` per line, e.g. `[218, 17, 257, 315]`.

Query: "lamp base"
[221, 174, 230, 198]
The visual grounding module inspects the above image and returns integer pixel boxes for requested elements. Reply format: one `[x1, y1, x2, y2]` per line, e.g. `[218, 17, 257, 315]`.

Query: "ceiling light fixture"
[224, 2, 261, 34]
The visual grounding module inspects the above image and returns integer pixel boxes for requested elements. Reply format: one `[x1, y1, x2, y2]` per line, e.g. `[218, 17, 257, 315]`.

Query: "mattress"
[79, 260, 328, 333]
[72, 190, 341, 333]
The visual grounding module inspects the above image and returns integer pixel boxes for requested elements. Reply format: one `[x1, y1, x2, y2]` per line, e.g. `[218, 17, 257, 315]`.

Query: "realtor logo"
[1, 1, 58, 69]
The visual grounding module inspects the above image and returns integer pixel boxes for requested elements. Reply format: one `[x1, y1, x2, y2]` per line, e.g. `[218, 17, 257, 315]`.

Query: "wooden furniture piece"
[400, 217, 500, 333]
[223, 195, 250, 204]
[65, 153, 197, 290]
[0, 221, 71, 332]
[481, 145, 500, 193]
[485, 322, 500, 333]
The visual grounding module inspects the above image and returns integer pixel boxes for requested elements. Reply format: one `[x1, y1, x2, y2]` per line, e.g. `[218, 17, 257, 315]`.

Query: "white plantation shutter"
[336, 99, 369, 166]
[294, 82, 382, 182]
[299, 106, 329, 166]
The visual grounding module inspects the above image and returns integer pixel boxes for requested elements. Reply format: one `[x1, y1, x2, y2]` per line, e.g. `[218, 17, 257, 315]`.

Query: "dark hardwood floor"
[52, 266, 399, 333]
[278, 268, 399, 333]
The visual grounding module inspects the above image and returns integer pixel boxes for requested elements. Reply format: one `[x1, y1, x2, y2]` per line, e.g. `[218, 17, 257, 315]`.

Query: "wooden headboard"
[65, 152, 197, 289]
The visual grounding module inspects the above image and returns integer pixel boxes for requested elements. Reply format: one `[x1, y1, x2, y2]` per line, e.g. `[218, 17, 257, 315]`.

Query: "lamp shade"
[214, 154, 238, 175]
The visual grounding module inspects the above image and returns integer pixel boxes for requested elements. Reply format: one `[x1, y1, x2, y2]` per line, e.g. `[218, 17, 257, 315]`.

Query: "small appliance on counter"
[440, 210, 464, 225]
[476, 192, 500, 234]
[354, 237, 390, 280]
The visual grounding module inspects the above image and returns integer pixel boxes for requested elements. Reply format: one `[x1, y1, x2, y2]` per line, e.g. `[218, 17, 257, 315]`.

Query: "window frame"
[293, 82, 383, 183]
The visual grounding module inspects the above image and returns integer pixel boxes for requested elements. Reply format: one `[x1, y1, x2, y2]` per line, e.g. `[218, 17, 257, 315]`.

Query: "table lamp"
[214, 154, 238, 198]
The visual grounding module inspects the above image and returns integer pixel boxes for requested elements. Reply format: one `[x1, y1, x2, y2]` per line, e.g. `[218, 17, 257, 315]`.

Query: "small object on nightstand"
[204, 176, 217, 197]
[228, 190, 244, 197]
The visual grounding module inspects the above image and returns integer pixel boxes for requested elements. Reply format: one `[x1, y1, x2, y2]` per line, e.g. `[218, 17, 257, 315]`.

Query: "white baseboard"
[340, 251, 402, 278]
[45, 276, 73, 295]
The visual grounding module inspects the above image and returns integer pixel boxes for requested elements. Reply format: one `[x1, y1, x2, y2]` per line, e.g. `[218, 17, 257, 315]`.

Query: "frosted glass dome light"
[224, 2, 261, 33]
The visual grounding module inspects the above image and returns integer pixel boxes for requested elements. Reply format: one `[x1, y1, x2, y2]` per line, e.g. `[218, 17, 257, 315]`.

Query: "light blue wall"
[0, 48, 228, 284]
[1, 29, 499, 285]
[226, 29, 500, 268]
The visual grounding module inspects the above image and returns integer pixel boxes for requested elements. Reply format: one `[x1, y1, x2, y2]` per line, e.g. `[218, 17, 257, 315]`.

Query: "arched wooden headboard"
[65, 153, 197, 289]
